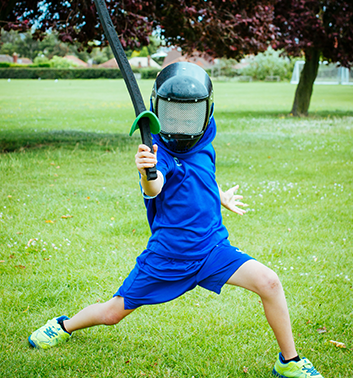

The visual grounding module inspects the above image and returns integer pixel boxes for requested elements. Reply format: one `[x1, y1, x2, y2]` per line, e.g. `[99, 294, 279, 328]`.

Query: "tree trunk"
[291, 48, 320, 117]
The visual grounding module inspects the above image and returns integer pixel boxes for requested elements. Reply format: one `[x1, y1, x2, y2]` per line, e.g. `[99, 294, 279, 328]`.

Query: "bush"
[30, 62, 51, 68]
[0, 67, 125, 79]
[139, 67, 160, 79]
[31, 56, 51, 68]
[49, 55, 78, 68]
[0, 65, 161, 80]
[0, 62, 11, 67]
[240, 47, 293, 81]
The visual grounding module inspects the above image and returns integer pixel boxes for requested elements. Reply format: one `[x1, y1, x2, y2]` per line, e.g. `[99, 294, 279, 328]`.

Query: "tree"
[153, 0, 352, 116]
[1, 0, 277, 56]
[153, 0, 277, 61]
[0, 29, 42, 59]
[0, 0, 154, 50]
[272, 0, 353, 116]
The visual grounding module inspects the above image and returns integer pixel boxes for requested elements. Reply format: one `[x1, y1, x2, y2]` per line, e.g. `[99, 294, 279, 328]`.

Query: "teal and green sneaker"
[28, 316, 71, 349]
[273, 353, 323, 377]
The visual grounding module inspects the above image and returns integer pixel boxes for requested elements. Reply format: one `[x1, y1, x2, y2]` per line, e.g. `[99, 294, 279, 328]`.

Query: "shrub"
[139, 67, 160, 79]
[0, 67, 125, 79]
[32, 56, 51, 68]
[49, 56, 78, 68]
[240, 47, 293, 81]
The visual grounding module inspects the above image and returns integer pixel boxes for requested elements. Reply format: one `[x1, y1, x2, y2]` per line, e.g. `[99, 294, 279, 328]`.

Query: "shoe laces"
[302, 360, 320, 376]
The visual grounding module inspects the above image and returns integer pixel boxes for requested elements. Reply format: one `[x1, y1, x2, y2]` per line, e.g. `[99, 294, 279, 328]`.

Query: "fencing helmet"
[151, 62, 214, 153]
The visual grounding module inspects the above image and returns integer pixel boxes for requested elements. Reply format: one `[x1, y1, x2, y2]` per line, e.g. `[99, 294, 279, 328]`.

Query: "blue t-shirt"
[143, 117, 229, 260]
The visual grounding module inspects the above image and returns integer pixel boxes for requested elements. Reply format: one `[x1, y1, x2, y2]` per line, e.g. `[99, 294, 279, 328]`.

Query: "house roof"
[98, 58, 118, 68]
[18, 57, 33, 65]
[98, 56, 161, 69]
[0, 54, 13, 63]
[162, 49, 216, 69]
[64, 55, 88, 67]
[129, 57, 161, 68]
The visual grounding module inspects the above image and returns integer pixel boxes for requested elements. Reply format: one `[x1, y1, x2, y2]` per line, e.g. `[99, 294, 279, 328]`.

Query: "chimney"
[13, 52, 18, 64]
[147, 55, 151, 67]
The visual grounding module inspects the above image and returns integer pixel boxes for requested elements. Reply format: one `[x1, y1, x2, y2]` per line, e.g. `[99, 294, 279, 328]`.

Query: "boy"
[29, 62, 323, 378]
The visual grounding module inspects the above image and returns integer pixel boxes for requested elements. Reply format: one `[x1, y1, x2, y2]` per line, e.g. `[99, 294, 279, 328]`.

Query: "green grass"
[0, 80, 352, 377]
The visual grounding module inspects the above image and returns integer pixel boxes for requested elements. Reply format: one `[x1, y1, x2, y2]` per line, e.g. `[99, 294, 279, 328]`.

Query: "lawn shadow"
[216, 109, 353, 118]
[0, 129, 138, 153]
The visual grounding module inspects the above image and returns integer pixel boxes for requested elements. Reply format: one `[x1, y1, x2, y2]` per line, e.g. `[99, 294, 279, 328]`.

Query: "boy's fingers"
[234, 202, 248, 207]
[138, 144, 151, 153]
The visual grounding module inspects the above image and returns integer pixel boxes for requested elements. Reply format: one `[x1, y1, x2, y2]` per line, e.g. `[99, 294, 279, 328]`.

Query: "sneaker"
[28, 315, 71, 349]
[273, 353, 323, 377]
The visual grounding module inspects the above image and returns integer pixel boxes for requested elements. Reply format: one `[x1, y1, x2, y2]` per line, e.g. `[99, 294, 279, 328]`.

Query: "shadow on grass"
[216, 109, 353, 118]
[2, 108, 352, 153]
[0, 130, 138, 153]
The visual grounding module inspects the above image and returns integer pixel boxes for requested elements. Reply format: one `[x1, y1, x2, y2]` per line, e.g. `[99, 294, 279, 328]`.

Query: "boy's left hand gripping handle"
[139, 117, 157, 181]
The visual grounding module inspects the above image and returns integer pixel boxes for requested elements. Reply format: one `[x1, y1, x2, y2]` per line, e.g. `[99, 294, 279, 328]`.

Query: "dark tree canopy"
[2, 0, 352, 63]
[273, 0, 353, 68]
[153, 0, 277, 61]
[1, 0, 276, 57]
[0, 0, 154, 50]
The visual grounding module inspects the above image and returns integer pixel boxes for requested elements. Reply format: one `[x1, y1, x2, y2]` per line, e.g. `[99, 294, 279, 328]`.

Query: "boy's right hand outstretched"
[135, 144, 163, 197]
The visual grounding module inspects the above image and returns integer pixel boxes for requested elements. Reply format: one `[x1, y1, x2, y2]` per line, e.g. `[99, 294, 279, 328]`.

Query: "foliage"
[0, 30, 71, 60]
[0, 29, 42, 60]
[153, 0, 276, 61]
[0, 67, 124, 79]
[139, 67, 160, 79]
[49, 56, 78, 69]
[31, 55, 50, 67]
[89, 46, 114, 65]
[0, 0, 153, 51]
[273, 0, 353, 68]
[207, 58, 239, 78]
[0, 66, 160, 80]
[0, 29, 159, 66]
[2, 1, 352, 67]
[240, 48, 297, 81]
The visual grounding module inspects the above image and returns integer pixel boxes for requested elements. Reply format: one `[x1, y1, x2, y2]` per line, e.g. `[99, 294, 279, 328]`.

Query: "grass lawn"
[0, 79, 352, 377]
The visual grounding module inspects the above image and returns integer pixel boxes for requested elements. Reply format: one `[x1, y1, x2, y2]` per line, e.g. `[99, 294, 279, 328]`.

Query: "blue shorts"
[114, 239, 254, 310]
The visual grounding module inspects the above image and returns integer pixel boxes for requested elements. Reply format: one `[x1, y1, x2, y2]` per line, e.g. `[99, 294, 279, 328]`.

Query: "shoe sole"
[272, 368, 286, 378]
[28, 335, 37, 348]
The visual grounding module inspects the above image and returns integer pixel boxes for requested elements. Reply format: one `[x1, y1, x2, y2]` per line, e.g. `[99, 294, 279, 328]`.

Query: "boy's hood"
[152, 116, 217, 159]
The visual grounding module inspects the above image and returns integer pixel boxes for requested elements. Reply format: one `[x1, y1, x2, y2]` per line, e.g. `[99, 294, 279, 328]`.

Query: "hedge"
[0, 67, 160, 80]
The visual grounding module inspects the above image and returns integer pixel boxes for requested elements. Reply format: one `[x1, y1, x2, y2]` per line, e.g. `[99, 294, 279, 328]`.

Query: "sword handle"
[139, 117, 157, 181]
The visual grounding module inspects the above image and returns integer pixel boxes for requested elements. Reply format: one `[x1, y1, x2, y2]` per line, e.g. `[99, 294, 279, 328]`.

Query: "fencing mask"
[151, 62, 214, 153]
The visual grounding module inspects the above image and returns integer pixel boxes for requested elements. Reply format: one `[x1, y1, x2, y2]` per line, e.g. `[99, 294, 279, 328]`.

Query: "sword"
[93, 0, 160, 180]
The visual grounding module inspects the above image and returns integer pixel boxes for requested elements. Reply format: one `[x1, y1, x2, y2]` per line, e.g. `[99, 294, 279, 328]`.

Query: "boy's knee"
[103, 310, 123, 325]
[257, 269, 282, 298]
[101, 297, 129, 325]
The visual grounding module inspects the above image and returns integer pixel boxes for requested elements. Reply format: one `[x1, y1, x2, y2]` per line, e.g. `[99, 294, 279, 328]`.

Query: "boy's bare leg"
[63, 296, 134, 333]
[227, 260, 297, 360]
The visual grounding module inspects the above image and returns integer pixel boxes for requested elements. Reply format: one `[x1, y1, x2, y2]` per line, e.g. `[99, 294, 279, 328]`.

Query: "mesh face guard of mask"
[151, 62, 214, 153]
[156, 98, 208, 153]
